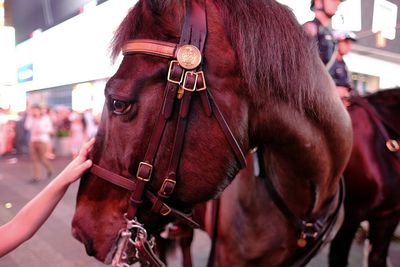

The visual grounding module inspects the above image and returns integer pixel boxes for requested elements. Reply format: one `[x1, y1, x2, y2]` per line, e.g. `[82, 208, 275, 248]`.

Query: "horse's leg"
[155, 236, 170, 265]
[329, 216, 361, 267]
[368, 215, 400, 267]
[180, 230, 194, 267]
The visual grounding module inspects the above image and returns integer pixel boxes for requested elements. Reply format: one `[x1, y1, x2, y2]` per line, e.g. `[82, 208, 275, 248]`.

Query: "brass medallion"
[176, 45, 202, 70]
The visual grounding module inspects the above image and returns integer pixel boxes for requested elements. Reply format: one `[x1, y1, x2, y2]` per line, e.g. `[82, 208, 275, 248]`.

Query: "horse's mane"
[111, 0, 319, 111]
[367, 87, 400, 98]
[214, 0, 319, 110]
[366, 87, 400, 107]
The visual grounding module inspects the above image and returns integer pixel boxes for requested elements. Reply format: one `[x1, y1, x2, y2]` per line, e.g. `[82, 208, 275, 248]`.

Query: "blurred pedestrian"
[15, 111, 30, 155]
[69, 112, 87, 159]
[329, 30, 357, 105]
[83, 108, 98, 139]
[45, 107, 57, 159]
[24, 104, 54, 182]
[0, 138, 94, 257]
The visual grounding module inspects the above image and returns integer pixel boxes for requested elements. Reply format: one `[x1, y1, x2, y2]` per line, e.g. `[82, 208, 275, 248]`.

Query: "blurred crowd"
[0, 105, 100, 158]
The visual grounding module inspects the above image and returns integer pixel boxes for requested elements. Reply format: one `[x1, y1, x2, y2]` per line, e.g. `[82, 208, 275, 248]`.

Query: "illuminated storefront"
[14, 0, 135, 113]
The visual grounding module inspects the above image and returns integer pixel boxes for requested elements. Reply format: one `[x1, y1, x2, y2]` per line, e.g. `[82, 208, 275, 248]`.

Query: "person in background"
[0, 138, 94, 257]
[69, 112, 87, 159]
[303, 0, 344, 67]
[329, 30, 358, 105]
[15, 111, 30, 155]
[45, 107, 57, 159]
[83, 108, 98, 139]
[24, 104, 54, 182]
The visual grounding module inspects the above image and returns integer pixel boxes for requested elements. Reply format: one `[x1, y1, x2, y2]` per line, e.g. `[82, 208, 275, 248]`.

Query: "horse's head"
[72, 0, 327, 264]
[72, 0, 250, 262]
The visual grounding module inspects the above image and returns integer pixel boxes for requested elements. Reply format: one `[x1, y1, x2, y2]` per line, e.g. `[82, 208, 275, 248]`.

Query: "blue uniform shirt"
[329, 58, 353, 89]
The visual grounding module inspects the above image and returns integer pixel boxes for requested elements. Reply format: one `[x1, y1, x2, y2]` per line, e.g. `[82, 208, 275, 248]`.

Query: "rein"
[351, 96, 400, 158]
[257, 147, 344, 267]
[89, 1, 246, 266]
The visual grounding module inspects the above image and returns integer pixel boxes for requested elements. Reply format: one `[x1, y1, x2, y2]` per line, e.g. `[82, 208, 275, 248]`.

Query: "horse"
[329, 88, 400, 267]
[71, 0, 353, 266]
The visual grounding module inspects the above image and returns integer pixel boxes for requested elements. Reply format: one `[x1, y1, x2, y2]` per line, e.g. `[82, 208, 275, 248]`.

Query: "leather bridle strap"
[125, 0, 207, 222]
[123, 40, 177, 58]
[155, 0, 208, 202]
[90, 0, 246, 232]
[91, 165, 199, 228]
[352, 96, 400, 158]
[257, 146, 344, 262]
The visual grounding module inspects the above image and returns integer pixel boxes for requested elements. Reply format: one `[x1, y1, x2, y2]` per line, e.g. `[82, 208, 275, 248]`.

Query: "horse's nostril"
[84, 240, 96, 256]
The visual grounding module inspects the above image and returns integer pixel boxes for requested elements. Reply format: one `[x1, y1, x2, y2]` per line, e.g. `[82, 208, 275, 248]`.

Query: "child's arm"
[0, 138, 95, 257]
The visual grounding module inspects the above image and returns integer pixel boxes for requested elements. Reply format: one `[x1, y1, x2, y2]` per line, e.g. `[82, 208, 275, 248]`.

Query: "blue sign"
[18, 64, 33, 83]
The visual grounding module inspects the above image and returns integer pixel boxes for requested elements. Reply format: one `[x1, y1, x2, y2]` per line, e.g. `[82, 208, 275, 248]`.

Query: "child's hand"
[58, 138, 95, 185]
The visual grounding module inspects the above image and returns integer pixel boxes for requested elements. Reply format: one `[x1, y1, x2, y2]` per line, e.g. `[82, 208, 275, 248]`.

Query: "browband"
[123, 39, 177, 59]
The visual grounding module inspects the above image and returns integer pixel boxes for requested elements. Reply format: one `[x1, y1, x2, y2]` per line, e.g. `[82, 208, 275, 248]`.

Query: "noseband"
[89, 1, 246, 266]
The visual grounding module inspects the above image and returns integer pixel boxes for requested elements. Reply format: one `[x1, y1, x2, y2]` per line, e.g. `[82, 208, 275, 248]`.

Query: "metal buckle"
[160, 204, 172, 216]
[386, 139, 399, 152]
[167, 60, 183, 84]
[159, 178, 176, 196]
[297, 222, 319, 248]
[136, 162, 153, 182]
[195, 71, 207, 91]
[182, 71, 198, 92]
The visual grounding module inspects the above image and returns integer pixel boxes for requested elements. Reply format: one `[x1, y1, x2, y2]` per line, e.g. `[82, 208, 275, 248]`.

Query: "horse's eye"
[112, 99, 132, 115]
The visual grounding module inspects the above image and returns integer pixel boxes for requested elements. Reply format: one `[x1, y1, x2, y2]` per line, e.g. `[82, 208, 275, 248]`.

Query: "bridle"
[88, 0, 247, 266]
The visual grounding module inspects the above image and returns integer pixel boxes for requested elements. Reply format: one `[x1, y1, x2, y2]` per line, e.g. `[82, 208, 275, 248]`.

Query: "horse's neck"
[352, 96, 400, 138]
[213, 151, 308, 266]
[251, 96, 351, 216]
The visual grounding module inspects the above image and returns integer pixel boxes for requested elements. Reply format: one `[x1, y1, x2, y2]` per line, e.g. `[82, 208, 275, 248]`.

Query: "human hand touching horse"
[0, 138, 95, 257]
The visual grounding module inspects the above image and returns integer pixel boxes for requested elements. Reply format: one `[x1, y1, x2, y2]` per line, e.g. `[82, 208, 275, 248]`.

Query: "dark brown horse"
[71, 0, 352, 266]
[329, 88, 400, 267]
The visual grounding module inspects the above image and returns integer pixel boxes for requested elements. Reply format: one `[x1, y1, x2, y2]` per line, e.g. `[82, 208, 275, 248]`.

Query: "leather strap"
[90, 3, 246, 261]
[206, 199, 220, 267]
[123, 39, 177, 58]
[145, 191, 200, 228]
[352, 96, 400, 158]
[91, 164, 136, 191]
[257, 146, 344, 264]
[91, 164, 200, 228]
[208, 91, 247, 168]
[135, 239, 166, 267]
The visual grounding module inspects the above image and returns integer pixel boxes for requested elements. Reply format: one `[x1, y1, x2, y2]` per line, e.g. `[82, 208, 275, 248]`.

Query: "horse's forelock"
[110, 3, 143, 61]
[111, 0, 183, 62]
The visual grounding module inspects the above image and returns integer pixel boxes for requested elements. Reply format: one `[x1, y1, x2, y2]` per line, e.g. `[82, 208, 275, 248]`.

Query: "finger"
[83, 138, 95, 150]
[79, 138, 95, 157]
[86, 138, 95, 152]
[77, 159, 93, 173]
